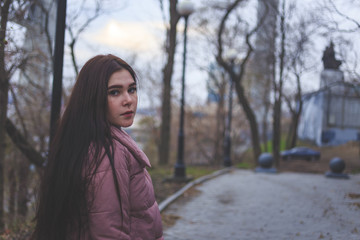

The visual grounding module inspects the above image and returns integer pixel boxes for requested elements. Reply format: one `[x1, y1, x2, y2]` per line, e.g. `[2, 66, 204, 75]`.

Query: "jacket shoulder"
[111, 127, 151, 168]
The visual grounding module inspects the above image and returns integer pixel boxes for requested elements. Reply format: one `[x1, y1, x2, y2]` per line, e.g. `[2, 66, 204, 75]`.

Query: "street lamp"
[223, 49, 237, 167]
[174, 0, 195, 179]
[50, 0, 67, 146]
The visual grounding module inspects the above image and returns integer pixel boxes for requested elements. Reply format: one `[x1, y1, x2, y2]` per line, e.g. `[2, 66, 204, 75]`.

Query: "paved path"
[163, 169, 360, 240]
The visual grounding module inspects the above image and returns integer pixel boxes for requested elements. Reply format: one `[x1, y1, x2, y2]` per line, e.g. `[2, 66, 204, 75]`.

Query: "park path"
[162, 169, 360, 240]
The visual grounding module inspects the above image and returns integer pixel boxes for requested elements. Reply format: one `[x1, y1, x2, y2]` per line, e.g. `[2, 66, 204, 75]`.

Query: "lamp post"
[174, 0, 195, 179]
[223, 49, 237, 167]
[50, 0, 67, 145]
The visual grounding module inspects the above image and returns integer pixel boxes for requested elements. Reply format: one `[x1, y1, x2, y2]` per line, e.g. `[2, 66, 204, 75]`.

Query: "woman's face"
[106, 69, 138, 128]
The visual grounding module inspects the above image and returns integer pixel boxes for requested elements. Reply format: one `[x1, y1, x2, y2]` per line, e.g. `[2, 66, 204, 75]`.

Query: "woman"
[32, 54, 164, 240]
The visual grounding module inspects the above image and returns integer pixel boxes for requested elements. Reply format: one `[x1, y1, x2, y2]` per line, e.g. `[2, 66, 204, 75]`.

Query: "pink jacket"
[84, 126, 163, 239]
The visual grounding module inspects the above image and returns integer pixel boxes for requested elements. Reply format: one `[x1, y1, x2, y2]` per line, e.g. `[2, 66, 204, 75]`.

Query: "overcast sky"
[64, 0, 208, 109]
[62, 0, 360, 109]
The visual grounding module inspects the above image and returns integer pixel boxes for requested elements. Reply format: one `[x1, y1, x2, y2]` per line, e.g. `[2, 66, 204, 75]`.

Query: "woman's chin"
[119, 121, 134, 128]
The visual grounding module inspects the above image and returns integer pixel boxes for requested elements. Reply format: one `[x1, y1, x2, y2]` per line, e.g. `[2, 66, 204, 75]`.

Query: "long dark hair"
[32, 54, 137, 240]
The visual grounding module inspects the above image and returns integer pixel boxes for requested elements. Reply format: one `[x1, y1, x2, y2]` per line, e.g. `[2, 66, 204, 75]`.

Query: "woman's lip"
[121, 111, 134, 116]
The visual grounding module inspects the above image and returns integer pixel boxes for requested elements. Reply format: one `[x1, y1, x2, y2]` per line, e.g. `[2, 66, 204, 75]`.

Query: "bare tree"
[66, 0, 123, 76]
[215, 0, 268, 163]
[5, 0, 55, 225]
[207, 68, 227, 164]
[320, 0, 360, 33]
[190, 4, 228, 164]
[271, 0, 286, 167]
[250, 0, 278, 153]
[283, 71, 302, 149]
[0, 0, 22, 230]
[158, 0, 181, 165]
[284, 12, 317, 149]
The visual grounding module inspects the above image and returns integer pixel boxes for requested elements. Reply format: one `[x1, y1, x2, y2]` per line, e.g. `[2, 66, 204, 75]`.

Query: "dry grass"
[278, 141, 360, 174]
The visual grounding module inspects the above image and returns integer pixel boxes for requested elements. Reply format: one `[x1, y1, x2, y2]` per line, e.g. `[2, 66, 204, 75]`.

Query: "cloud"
[87, 20, 163, 53]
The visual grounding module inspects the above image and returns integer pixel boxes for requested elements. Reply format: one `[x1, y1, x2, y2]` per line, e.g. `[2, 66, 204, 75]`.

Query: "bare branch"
[66, 0, 120, 76]
[5, 118, 45, 168]
[9, 86, 28, 138]
[328, 0, 360, 32]
[215, 0, 242, 73]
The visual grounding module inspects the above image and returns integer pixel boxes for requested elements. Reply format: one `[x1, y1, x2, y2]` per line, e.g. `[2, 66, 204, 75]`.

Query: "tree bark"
[159, 0, 180, 165]
[273, 0, 286, 167]
[285, 73, 303, 149]
[272, 98, 281, 166]
[0, 0, 12, 230]
[8, 166, 16, 226]
[272, 0, 286, 167]
[69, 39, 79, 76]
[234, 82, 262, 161]
[17, 155, 30, 220]
[290, 103, 302, 148]
[261, 75, 271, 152]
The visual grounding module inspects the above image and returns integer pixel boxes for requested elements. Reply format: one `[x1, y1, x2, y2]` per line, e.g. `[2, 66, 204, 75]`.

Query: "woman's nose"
[122, 92, 132, 106]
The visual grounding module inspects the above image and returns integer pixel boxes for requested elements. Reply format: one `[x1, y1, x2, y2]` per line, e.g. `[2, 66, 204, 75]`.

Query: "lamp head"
[177, 0, 195, 16]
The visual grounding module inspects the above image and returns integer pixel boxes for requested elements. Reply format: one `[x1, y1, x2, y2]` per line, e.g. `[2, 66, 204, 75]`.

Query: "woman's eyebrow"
[108, 85, 123, 90]
[108, 82, 136, 90]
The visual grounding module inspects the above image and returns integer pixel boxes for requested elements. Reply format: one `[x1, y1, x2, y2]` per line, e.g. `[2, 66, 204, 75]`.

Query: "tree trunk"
[261, 75, 272, 152]
[286, 116, 294, 149]
[286, 97, 303, 149]
[8, 166, 16, 227]
[289, 73, 303, 149]
[261, 110, 269, 152]
[213, 80, 226, 165]
[5, 118, 45, 168]
[159, 0, 180, 165]
[69, 40, 79, 76]
[234, 83, 261, 162]
[215, 0, 265, 164]
[272, 0, 286, 167]
[159, 78, 171, 165]
[0, 0, 12, 230]
[290, 102, 302, 148]
[272, 98, 281, 167]
[17, 155, 30, 220]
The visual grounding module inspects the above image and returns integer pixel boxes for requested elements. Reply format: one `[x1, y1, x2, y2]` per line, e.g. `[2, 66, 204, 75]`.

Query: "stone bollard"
[325, 157, 349, 179]
[255, 153, 277, 173]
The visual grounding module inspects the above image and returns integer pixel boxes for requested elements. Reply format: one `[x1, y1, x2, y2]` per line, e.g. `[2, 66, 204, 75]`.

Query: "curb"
[158, 167, 234, 212]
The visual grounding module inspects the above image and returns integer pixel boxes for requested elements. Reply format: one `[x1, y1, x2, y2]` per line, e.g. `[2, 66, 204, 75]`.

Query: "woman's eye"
[108, 90, 119, 96]
[128, 87, 137, 94]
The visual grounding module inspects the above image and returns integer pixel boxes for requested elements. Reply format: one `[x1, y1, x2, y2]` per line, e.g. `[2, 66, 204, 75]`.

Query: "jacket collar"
[111, 126, 151, 168]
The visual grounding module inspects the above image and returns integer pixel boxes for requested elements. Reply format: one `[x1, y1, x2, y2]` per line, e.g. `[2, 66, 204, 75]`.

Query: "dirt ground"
[153, 180, 188, 203]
